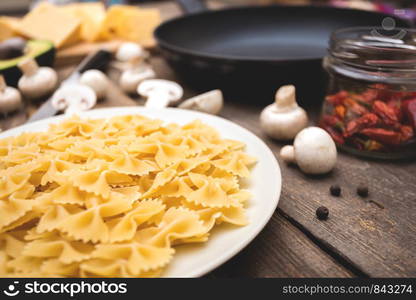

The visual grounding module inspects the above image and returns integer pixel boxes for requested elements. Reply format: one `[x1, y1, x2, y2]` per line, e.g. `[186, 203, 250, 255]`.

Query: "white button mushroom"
[260, 85, 308, 140]
[17, 58, 57, 100]
[119, 63, 156, 94]
[178, 90, 223, 115]
[79, 69, 108, 100]
[51, 84, 96, 115]
[280, 127, 337, 175]
[138, 79, 183, 109]
[0, 75, 22, 114]
[115, 42, 147, 62]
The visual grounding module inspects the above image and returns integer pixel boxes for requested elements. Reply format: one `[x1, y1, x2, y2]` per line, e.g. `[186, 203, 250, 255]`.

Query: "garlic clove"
[260, 85, 308, 140]
[79, 69, 108, 99]
[178, 90, 223, 115]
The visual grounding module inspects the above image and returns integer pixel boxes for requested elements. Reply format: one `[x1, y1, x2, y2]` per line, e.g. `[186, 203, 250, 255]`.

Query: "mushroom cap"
[119, 65, 155, 94]
[18, 67, 57, 99]
[293, 127, 337, 174]
[79, 70, 108, 99]
[116, 42, 145, 62]
[260, 104, 308, 140]
[0, 87, 22, 113]
[178, 90, 223, 114]
[51, 84, 96, 113]
[137, 79, 183, 104]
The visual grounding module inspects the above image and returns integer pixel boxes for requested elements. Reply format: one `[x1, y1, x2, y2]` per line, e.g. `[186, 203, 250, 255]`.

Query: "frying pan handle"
[176, 0, 207, 14]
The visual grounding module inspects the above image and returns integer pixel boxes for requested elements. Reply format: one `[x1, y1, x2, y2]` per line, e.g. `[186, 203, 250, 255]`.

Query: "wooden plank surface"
[210, 212, 353, 278]
[0, 1, 415, 278]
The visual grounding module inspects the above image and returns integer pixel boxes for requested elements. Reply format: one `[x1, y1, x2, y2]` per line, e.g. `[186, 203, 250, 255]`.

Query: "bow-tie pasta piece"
[108, 199, 165, 243]
[1, 144, 41, 166]
[41, 259, 80, 277]
[84, 243, 174, 277]
[135, 207, 207, 248]
[211, 151, 257, 178]
[22, 233, 95, 264]
[110, 150, 158, 176]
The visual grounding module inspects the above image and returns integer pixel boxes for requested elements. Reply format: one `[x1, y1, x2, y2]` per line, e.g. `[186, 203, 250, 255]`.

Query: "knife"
[26, 49, 112, 123]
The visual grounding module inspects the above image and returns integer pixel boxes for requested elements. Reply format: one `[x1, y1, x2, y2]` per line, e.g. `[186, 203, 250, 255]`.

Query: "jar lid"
[327, 27, 416, 84]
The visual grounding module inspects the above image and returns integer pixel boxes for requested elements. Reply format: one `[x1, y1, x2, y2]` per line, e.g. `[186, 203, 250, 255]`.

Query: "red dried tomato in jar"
[320, 27, 416, 159]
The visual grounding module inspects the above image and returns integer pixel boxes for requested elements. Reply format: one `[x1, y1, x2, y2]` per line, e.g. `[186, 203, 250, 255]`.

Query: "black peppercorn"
[357, 185, 369, 198]
[330, 185, 341, 197]
[316, 206, 329, 220]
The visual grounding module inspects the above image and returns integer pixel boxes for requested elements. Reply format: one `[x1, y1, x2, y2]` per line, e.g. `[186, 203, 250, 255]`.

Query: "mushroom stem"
[275, 85, 298, 112]
[145, 90, 171, 108]
[138, 79, 183, 109]
[0, 76, 6, 93]
[280, 145, 295, 163]
[18, 58, 38, 76]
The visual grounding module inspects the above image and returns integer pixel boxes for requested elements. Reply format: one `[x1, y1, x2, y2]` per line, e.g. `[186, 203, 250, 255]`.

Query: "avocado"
[0, 38, 26, 60]
[0, 39, 55, 87]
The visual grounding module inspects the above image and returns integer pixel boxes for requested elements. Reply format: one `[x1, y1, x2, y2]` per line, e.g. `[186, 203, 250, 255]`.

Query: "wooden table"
[1, 1, 415, 278]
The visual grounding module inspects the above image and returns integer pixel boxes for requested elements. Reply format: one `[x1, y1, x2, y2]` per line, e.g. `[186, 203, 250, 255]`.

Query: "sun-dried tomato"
[326, 90, 348, 106]
[320, 114, 343, 129]
[321, 125, 345, 145]
[344, 98, 368, 115]
[372, 100, 399, 127]
[360, 128, 401, 145]
[335, 105, 346, 119]
[369, 83, 392, 101]
[322, 86, 416, 153]
[364, 140, 383, 151]
[402, 99, 416, 130]
[400, 92, 416, 101]
[400, 125, 414, 142]
[357, 89, 380, 104]
[344, 113, 379, 137]
[387, 99, 403, 122]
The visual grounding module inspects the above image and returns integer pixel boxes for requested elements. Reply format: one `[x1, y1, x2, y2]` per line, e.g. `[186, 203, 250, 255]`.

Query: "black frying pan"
[155, 0, 411, 103]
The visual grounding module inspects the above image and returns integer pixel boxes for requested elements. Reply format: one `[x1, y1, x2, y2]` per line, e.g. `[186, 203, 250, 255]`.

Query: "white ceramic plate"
[0, 107, 281, 278]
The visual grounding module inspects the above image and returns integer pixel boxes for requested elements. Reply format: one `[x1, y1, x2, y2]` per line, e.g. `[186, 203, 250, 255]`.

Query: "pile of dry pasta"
[0, 114, 256, 277]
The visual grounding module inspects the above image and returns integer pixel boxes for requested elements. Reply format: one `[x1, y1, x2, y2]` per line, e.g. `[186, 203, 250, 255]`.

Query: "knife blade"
[26, 49, 112, 123]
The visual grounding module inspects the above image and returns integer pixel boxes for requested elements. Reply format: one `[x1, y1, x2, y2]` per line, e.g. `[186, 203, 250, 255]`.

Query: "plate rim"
[0, 106, 281, 277]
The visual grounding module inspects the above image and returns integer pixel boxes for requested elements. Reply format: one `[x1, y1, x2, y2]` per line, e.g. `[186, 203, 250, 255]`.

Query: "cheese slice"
[0, 17, 16, 41]
[59, 2, 106, 42]
[100, 5, 161, 46]
[17, 3, 81, 48]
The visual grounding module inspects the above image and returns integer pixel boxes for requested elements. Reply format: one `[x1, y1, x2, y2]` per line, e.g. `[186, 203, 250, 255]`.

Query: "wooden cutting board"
[55, 39, 156, 67]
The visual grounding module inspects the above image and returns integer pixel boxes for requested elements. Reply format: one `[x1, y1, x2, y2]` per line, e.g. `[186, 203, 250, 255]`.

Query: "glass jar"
[320, 27, 416, 159]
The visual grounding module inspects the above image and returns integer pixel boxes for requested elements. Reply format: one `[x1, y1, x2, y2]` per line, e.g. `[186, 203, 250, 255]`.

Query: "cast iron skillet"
[155, 0, 411, 103]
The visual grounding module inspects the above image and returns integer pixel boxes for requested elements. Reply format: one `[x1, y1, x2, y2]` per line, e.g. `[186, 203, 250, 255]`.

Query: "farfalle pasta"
[0, 114, 256, 277]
